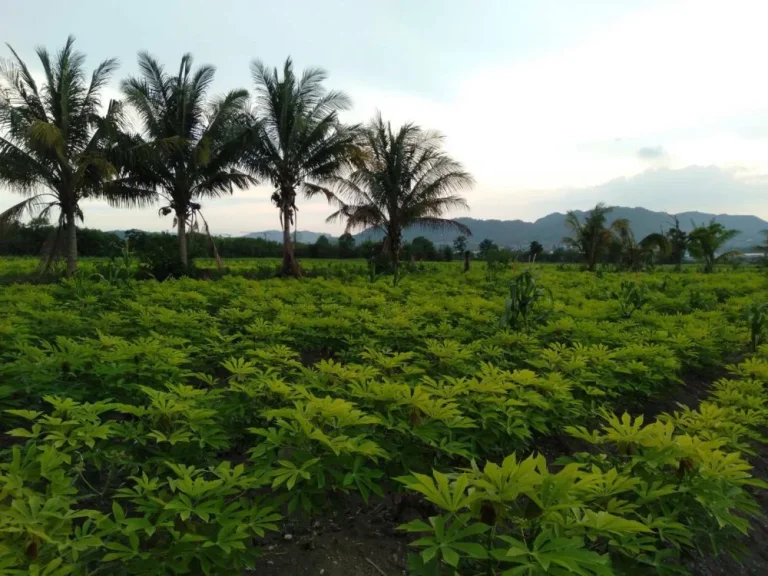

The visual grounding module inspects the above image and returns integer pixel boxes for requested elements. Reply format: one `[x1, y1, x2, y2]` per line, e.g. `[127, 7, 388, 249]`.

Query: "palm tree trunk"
[389, 231, 402, 285]
[65, 207, 78, 276]
[392, 252, 400, 285]
[281, 202, 300, 277]
[177, 214, 188, 267]
[588, 242, 597, 272]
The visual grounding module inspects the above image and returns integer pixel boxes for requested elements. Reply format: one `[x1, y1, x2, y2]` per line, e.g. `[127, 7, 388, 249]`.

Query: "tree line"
[2, 204, 761, 274]
[559, 202, 765, 272]
[0, 221, 480, 263]
[470, 204, 767, 272]
[2, 37, 764, 278]
[0, 37, 472, 277]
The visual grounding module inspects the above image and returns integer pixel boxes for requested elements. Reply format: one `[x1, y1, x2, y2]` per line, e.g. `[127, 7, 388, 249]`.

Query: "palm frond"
[327, 203, 385, 232]
[38, 215, 65, 274]
[610, 218, 631, 234]
[0, 135, 55, 192]
[0, 195, 51, 234]
[563, 211, 583, 234]
[1, 46, 48, 122]
[193, 208, 223, 269]
[412, 216, 472, 236]
[98, 180, 157, 208]
[639, 232, 670, 254]
[0, 35, 125, 255]
[121, 51, 252, 228]
[29, 121, 66, 155]
[302, 182, 336, 202]
[325, 115, 471, 253]
[249, 56, 356, 196]
[561, 236, 581, 250]
[714, 250, 741, 263]
[82, 57, 119, 118]
[192, 170, 255, 198]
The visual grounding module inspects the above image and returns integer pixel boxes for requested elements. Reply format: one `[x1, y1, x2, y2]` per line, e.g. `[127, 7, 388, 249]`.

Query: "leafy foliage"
[744, 302, 768, 351]
[562, 203, 618, 272]
[119, 52, 254, 268]
[611, 219, 669, 271]
[500, 269, 550, 331]
[0, 260, 766, 574]
[245, 58, 358, 276]
[0, 37, 135, 274]
[688, 220, 741, 273]
[666, 216, 690, 271]
[613, 280, 647, 318]
[324, 114, 473, 284]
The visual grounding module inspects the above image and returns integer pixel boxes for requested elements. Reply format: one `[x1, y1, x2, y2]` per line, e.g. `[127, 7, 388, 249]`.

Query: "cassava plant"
[744, 302, 768, 352]
[500, 269, 550, 331]
[613, 280, 647, 318]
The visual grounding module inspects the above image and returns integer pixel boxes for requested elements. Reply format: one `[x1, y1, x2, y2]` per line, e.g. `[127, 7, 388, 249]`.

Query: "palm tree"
[528, 240, 544, 262]
[562, 203, 617, 272]
[119, 52, 254, 267]
[0, 36, 137, 274]
[325, 115, 473, 283]
[666, 216, 689, 271]
[611, 219, 669, 271]
[688, 220, 741, 273]
[245, 58, 358, 277]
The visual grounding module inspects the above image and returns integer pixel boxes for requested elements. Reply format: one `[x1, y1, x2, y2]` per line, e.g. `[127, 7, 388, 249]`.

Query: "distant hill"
[103, 229, 339, 244]
[243, 230, 336, 243]
[350, 207, 768, 250]
[115, 208, 767, 251]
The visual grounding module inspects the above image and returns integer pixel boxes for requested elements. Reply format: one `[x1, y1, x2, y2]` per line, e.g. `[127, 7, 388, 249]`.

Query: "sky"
[1, 0, 767, 235]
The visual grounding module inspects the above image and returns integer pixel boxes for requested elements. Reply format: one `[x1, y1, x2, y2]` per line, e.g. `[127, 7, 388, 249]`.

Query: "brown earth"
[257, 498, 409, 576]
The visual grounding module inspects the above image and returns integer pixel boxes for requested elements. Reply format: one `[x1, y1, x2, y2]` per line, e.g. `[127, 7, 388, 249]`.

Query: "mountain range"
[244, 230, 331, 244]
[244, 207, 768, 250]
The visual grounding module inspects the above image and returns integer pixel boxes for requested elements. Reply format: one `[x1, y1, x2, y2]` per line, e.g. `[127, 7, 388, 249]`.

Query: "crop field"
[0, 257, 374, 281]
[1, 261, 767, 575]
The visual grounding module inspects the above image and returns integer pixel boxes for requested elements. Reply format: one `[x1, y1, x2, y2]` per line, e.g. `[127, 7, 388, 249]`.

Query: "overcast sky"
[1, 0, 767, 234]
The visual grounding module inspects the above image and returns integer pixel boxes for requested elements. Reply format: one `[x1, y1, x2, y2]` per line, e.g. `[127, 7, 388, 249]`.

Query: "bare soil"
[257, 498, 409, 576]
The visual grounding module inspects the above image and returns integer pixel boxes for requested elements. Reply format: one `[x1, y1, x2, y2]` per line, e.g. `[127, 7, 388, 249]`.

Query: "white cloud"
[637, 147, 668, 162]
[4, 0, 768, 233]
[344, 0, 768, 196]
